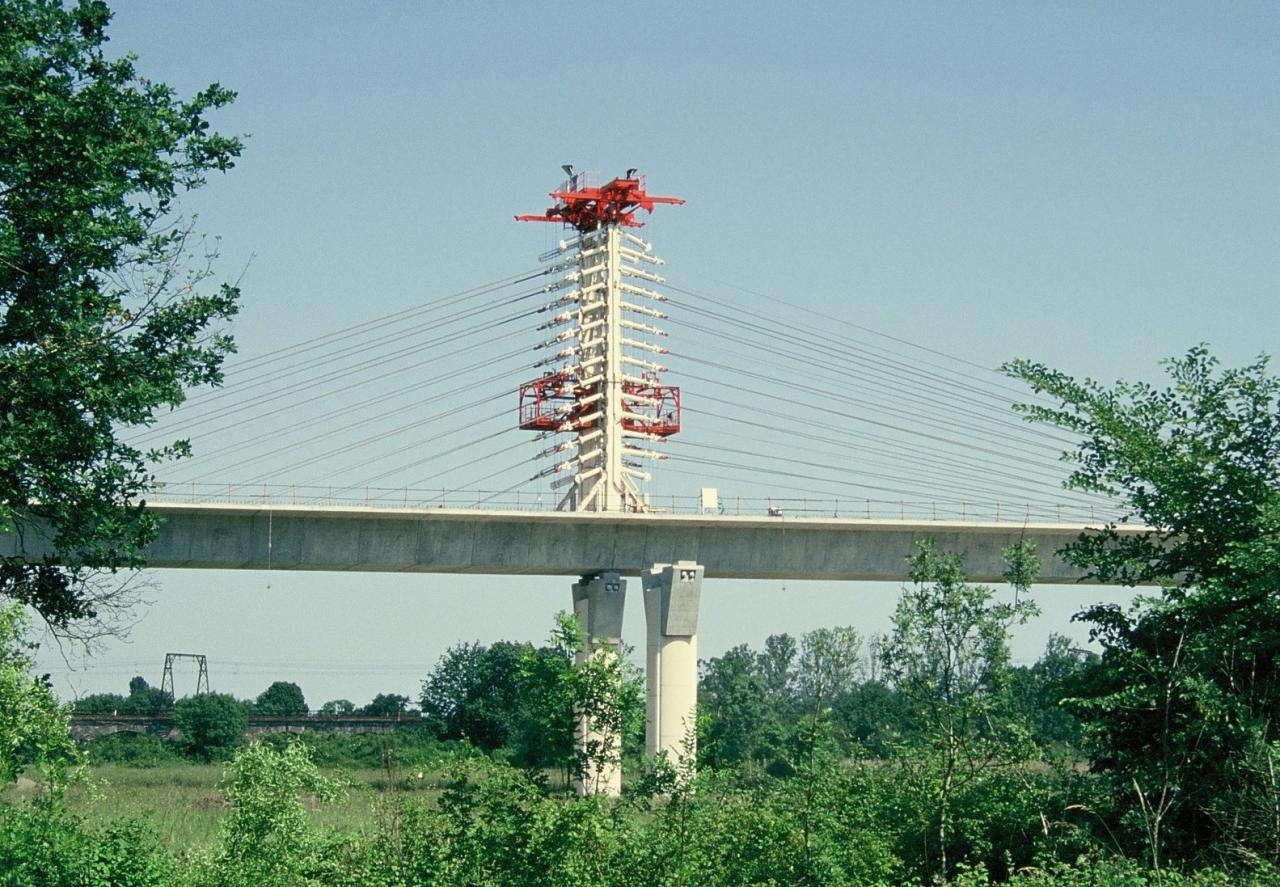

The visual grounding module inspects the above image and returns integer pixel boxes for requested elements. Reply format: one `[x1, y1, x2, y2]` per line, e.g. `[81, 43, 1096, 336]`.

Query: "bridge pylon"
[519, 170, 699, 798]
[517, 170, 684, 513]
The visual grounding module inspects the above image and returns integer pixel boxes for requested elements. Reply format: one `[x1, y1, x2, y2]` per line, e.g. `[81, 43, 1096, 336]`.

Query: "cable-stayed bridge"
[48, 171, 1137, 794]
[131, 268, 1119, 529]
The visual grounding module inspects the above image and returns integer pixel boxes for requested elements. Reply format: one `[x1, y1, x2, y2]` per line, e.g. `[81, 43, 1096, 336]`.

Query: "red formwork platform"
[518, 373, 680, 436]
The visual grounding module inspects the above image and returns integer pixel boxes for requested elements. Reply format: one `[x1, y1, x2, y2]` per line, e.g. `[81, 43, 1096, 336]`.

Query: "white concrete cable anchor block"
[570, 571, 625, 797]
[642, 561, 704, 774]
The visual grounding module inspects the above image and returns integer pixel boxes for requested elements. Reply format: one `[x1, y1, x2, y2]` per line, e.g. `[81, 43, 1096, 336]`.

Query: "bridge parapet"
[69, 713, 420, 743]
[69, 715, 180, 743]
[146, 483, 1124, 526]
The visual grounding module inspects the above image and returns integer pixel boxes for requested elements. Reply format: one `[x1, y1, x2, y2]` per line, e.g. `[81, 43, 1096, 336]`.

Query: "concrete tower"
[517, 171, 698, 795]
[517, 171, 684, 512]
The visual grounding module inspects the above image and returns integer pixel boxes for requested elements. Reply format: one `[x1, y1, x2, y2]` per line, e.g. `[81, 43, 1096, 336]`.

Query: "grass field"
[2, 761, 450, 852]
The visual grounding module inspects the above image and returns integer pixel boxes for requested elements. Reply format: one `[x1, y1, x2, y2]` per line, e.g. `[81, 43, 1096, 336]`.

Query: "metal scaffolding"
[517, 171, 684, 512]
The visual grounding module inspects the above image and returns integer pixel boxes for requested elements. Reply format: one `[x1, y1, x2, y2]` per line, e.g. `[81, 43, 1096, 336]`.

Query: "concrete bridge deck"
[109, 502, 1143, 584]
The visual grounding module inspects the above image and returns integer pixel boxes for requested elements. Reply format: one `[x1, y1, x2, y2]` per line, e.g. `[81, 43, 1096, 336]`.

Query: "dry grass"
[1, 762, 450, 853]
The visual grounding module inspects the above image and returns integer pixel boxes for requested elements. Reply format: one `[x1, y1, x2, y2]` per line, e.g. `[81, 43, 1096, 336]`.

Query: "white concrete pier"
[642, 561, 704, 776]
[570, 572, 626, 797]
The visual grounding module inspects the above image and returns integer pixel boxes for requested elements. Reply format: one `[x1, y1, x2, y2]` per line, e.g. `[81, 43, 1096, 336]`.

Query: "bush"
[174, 693, 247, 761]
[256, 727, 463, 771]
[71, 692, 129, 715]
[0, 801, 174, 887]
[187, 741, 343, 887]
[82, 733, 182, 768]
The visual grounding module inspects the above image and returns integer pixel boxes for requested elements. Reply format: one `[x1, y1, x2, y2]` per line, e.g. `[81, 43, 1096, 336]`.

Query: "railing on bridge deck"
[68, 712, 424, 741]
[149, 482, 1124, 525]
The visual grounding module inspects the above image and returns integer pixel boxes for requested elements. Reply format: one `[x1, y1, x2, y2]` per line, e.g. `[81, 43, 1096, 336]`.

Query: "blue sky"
[36, 2, 1278, 705]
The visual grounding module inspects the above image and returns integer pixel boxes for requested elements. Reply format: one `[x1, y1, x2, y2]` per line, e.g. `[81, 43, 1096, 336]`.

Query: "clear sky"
[35, 1, 1279, 707]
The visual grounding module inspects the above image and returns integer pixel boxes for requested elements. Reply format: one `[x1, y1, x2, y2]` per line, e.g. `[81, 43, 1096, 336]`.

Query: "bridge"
[68, 713, 412, 743]
[121, 501, 1125, 584]
[16, 170, 1142, 795]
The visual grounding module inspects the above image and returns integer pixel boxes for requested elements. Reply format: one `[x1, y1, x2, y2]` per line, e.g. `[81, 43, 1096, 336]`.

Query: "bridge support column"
[642, 561, 704, 777]
[570, 571, 626, 797]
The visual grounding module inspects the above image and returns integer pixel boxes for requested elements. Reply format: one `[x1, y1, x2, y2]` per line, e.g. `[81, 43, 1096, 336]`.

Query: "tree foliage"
[254, 680, 307, 716]
[421, 641, 526, 751]
[418, 625, 641, 780]
[1007, 346, 1280, 868]
[0, 806, 175, 887]
[189, 740, 343, 887]
[880, 538, 1040, 883]
[0, 603, 76, 785]
[700, 643, 782, 769]
[319, 698, 356, 716]
[360, 693, 408, 717]
[0, 0, 242, 633]
[1006, 634, 1092, 748]
[1005, 346, 1279, 588]
[699, 626, 872, 770]
[173, 692, 245, 761]
[72, 675, 170, 715]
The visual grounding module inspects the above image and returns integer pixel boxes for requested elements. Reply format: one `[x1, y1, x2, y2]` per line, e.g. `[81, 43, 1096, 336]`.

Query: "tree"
[880, 539, 1039, 884]
[1006, 634, 1091, 748]
[508, 642, 576, 770]
[70, 676, 170, 714]
[1006, 347, 1280, 867]
[421, 641, 526, 750]
[198, 740, 342, 886]
[0, 0, 242, 636]
[121, 674, 171, 714]
[699, 643, 779, 768]
[519, 612, 642, 793]
[794, 626, 865, 718]
[757, 632, 798, 718]
[830, 678, 913, 757]
[0, 603, 76, 784]
[697, 629, 869, 772]
[173, 693, 245, 760]
[1005, 346, 1279, 590]
[254, 681, 307, 716]
[70, 692, 127, 714]
[319, 698, 355, 715]
[360, 693, 407, 716]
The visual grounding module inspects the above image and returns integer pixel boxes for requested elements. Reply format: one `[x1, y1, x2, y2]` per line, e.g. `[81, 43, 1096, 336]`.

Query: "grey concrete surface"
[0, 503, 1152, 584]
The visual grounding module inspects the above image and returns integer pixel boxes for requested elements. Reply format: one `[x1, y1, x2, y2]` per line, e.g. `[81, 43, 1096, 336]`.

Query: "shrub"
[174, 693, 247, 761]
[0, 801, 174, 887]
[188, 741, 343, 887]
[256, 727, 462, 771]
[71, 693, 129, 715]
[82, 733, 182, 768]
